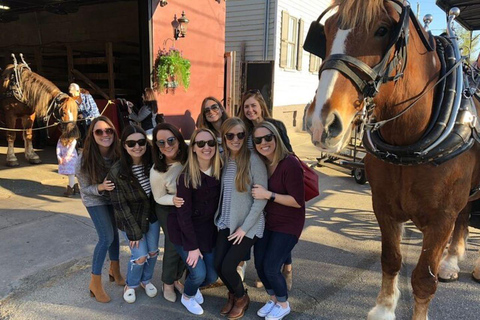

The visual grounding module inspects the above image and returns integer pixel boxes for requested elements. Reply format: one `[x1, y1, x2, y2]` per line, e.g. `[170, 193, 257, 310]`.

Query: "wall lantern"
[159, 0, 168, 7]
[172, 11, 189, 40]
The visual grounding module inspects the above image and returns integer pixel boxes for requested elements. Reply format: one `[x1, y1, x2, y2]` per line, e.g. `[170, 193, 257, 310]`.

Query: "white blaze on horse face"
[68, 110, 74, 121]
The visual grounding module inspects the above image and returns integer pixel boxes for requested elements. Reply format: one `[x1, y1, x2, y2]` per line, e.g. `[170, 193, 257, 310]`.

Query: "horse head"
[56, 93, 78, 124]
[305, 0, 439, 152]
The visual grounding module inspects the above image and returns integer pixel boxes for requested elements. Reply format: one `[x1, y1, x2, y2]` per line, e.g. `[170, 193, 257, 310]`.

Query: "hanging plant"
[152, 47, 191, 93]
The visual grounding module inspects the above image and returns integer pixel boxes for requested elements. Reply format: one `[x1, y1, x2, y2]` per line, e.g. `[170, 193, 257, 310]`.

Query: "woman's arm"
[75, 158, 103, 196]
[128, 106, 151, 122]
[252, 184, 301, 208]
[175, 179, 199, 251]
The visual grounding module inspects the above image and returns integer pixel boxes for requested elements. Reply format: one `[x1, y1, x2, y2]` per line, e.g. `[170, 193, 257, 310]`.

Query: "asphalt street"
[0, 130, 479, 320]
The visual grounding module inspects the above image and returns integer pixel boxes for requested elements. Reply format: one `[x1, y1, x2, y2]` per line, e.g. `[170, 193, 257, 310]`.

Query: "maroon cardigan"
[167, 172, 221, 253]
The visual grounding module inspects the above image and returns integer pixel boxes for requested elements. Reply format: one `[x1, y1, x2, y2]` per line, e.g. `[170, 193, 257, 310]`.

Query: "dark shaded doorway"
[242, 61, 274, 113]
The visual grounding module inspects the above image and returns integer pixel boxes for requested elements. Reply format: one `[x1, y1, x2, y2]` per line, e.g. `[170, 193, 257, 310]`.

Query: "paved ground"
[0, 130, 479, 320]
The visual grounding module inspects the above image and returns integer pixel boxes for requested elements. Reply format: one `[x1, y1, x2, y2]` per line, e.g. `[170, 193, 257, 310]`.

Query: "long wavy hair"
[253, 121, 289, 168]
[151, 122, 188, 173]
[196, 96, 229, 137]
[119, 124, 152, 180]
[182, 128, 222, 189]
[142, 87, 158, 114]
[239, 90, 272, 132]
[221, 117, 251, 192]
[81, 116, 121, 184]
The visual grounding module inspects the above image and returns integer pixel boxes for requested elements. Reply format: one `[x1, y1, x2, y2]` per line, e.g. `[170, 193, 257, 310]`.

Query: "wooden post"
[33, 46, 43, 74]
[105, 42, 115, 99]
[66, 45, 74, 84]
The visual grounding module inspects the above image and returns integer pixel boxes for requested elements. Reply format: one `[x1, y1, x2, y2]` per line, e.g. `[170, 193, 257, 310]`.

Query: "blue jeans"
[122, 221, 160, 288]
[254, 229, 298, 302]
[87, 205, 120, 275]
[175, 245, 218, 297]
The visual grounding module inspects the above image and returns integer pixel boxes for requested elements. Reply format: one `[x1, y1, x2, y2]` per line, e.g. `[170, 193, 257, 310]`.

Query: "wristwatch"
[269, 192, 276, 201]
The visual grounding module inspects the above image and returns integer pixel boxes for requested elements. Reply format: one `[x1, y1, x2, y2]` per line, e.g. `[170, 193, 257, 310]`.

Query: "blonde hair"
[239, 90, 271, 131]
[221, 117, 251, 193]
[253, 121, 289, 167]
[183, 128, 222, 189]
[335, 0, 387, 32]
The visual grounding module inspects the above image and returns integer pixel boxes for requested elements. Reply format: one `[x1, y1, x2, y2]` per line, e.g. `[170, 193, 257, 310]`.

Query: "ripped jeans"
[121, 221, 160, 288]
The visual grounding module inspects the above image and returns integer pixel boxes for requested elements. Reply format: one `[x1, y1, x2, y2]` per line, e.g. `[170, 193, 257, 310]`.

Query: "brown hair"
[239, 90, 271, 131]
[59, 123, 80, 147]
[152, 122, 188, 173]
[253, 121, 289, 168]
[196, 96, 229, 137]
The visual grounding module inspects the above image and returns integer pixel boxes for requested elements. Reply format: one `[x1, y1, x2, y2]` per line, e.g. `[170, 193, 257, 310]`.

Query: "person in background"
[251, 121, 305, 320]
[168, 128, 222, 316]
[75, 116, 123, 303]
[56, 123, 80, 197]
[196, 96, 229, 143]
[150, 123, 188, 302]
[69, 83, 100, 147]
[128, 88, 158, 139]
[214, 117, 268, 319]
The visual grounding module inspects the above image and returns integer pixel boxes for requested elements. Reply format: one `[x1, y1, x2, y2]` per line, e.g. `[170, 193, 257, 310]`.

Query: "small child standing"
[56, 123, 80, 197]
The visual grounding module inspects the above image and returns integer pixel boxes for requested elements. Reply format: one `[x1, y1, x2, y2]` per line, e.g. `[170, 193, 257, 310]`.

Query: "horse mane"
[334, 0, 388, 31]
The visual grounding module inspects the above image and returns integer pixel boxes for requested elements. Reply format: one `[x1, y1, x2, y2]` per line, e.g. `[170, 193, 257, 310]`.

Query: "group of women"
[75, 90, 306, 320]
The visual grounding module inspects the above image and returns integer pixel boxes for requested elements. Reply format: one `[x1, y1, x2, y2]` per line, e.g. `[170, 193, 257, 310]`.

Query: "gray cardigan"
[75, 154, 112, 207]
[214, 152, 268, 239]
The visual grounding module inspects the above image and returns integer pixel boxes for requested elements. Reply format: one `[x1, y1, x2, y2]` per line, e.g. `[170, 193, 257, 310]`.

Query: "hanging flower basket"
[152, 47, 191, 93]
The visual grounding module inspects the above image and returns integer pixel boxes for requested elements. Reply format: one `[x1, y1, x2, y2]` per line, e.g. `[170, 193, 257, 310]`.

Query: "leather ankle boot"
[227, 292, 249, 319]
[73, 183, 80, 194]
[89, 274, 111, 303]
[64, 185, 74, 197]
[220, 292, 235, 315]
[109, 260, 126, 286]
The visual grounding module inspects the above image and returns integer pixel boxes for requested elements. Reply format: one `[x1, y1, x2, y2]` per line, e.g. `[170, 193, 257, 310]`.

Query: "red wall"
[151, 0, 226, 139]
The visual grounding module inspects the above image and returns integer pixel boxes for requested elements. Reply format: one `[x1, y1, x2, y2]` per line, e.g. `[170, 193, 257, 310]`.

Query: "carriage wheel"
[353, 168, 367, 185]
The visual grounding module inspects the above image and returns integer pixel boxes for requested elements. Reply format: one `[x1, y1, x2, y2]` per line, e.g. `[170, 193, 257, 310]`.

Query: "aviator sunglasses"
[125, 139, 147, 148]
[204, 104, 220, 114]
[225, 132, 246, 141]
[94, 128, 115, 136]
[156, 137, 177, 148]
[253, 133, 275, 145]
[194, 139, 216, 148]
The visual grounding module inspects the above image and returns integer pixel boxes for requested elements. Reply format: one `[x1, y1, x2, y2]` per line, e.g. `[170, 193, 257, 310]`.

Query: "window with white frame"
[309, 54, 322, 73]
[280, 11, 304, 71]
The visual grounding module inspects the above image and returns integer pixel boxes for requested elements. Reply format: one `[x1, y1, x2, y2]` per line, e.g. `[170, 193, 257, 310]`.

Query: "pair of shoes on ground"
[162, 281, 184, 302]
[257, 300, 291, 319]
[181, 290, 204, 315]
[236, 261, 247, 282]
[123, 282, 157, 303]
[63, 183, 80, 197]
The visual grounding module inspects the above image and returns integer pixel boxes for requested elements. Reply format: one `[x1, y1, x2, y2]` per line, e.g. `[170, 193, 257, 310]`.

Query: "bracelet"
[269, 192, 276, 202]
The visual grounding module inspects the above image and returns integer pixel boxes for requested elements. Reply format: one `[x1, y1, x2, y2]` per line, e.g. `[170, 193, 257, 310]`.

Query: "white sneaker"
[194, 289, 204, 304]
[236, 261, 247, 281]
[123, 286, 136, 303]
[142, 282, 158, 298]
[257, 300, 276, 317]
[181, 295, 204, 315]
[265, 302, 291, 320]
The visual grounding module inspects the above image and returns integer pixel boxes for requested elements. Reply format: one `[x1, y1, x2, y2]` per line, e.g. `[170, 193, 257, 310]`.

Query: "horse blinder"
[303, 20, 326, 59]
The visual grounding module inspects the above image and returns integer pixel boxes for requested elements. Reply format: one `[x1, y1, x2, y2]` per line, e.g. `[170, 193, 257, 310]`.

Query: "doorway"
[242, 61, 274, 113]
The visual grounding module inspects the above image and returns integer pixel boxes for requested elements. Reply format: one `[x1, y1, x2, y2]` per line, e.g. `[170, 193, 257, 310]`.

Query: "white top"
[150, 162, 183, 206]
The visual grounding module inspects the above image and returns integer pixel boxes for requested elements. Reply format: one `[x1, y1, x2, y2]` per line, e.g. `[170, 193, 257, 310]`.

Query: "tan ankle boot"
[227, 292, 249, 319]
[89, 274, 111, 303]
[109, 261, 126, 286]
[64, 185, 74, 197]
[220, 292, 235, 315]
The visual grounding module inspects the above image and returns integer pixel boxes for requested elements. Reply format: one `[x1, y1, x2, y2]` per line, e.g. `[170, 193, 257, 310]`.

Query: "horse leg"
[22, 114, 41, 164]
[411, 219, 455, 320]
[5, 113, 19, 167]
[368, 218, 403, 320]
[438, 203, 470, 282]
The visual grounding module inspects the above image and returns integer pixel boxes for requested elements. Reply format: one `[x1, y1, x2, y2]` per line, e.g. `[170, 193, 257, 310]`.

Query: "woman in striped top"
[108, 125, 159, 304]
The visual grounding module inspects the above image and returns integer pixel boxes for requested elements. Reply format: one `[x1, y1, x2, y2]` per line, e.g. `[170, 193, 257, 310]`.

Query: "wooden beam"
[105, 42, 115, 99]
[33, 47, 43, 74]
[66, 45, 74, 84]
[71, 68, 110, 100]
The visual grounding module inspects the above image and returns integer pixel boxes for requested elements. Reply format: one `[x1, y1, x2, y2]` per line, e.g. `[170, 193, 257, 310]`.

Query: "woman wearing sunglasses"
[107, 125, 160, 303]
[150, 123, 188, 302]
[251, 122, 305, 320]
[214, 117, 268, 319]
[75, 116, 122, 303]
[168, 128, 222, 315]
[196, 96, 229, 140]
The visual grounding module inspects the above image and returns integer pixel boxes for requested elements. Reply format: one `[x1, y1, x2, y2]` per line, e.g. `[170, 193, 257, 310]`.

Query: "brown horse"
[0, 63, 78, 166]
[304, 0, 480, 319]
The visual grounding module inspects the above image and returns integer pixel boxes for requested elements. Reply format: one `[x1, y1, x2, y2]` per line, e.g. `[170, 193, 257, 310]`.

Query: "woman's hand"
[58, 159, 64, 165]
[129, 239, 142, 249]
[173, 196, 184, 208]
[186, 249, 203, 268]
[98, 178, 115, 192]
[252, 184, 270, 200]
[228, 227, 246, 245]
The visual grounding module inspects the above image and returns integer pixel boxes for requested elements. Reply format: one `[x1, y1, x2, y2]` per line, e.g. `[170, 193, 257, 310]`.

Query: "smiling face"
[225, 124, 245, 156]
[253, 127, 276, 161]
[156, 129, 179, 163]
[93, 120, 115, 151]
[124, 132, 147, 164]
[204, 99, 223, 123]
[243, 97, 263, 123]
[193, 131, 216, 163]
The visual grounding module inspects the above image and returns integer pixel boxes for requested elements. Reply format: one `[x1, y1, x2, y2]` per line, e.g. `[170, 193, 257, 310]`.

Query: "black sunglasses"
[225, 132, 246, 141]
[253, 133, 275, 145]
[125, 139, 147, 148]
[156, 137, 177, 148]
[94, 128, 115, 136]
[194, 139, 216, 148]
[204, 104, 220, 114]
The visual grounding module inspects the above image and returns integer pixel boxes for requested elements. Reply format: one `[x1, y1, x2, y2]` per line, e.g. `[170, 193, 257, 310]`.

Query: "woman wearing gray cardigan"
[214, 118, 268, 319]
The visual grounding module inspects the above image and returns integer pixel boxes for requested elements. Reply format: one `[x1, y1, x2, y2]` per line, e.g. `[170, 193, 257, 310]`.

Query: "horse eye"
[375, 26, 389, 37]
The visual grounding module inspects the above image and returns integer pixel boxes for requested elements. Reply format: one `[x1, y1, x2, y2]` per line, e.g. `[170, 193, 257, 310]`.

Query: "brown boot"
[220, 292, 235, 315]
[73, 183, 80, 194]
[64, 185, 74, 197]
[89, 274, 111, 303]
[109, 260, 126, 286]
[227, 292, 250, 319]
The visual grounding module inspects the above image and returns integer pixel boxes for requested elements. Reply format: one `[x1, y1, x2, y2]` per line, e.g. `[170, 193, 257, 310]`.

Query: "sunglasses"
[253, 133, 275, 145]
[156, 137, 177, 148]
[247, 89, 260, 94]
[225, 132, 246, 141]
[125, 139, 147, 148]
[94, 128, 115, 136]
[194, 139, 216, 148]
[204, 104, 220, 114]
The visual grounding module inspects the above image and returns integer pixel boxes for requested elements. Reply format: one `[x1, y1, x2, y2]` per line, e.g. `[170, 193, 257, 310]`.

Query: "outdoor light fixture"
[159, 0, 168, 7]
[172, 11, 189, 40]
[0, 5, 10, 10]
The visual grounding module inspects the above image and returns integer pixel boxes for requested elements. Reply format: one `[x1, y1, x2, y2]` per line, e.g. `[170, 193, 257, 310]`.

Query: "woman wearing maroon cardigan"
[167, 128, 222, 316]
[251, 121, 305, 320]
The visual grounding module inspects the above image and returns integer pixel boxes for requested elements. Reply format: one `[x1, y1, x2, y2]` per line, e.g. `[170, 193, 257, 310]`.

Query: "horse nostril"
[325, 113, 343, 139]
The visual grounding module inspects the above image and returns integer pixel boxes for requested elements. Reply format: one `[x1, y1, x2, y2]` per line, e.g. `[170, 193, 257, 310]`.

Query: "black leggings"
[214, 229, 257, 297]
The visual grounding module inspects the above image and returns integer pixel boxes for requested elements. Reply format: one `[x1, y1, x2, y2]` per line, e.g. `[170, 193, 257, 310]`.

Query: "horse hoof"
[438, 274, 459, 283]
[6, 161, 19, 167]
[28, 159, 42, 164]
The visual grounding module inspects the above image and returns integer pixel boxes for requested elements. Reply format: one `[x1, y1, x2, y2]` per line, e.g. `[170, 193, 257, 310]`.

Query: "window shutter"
[296, 19, 304, 71]
[309, 54, 316, 72]
[280, 10, 289, 68]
